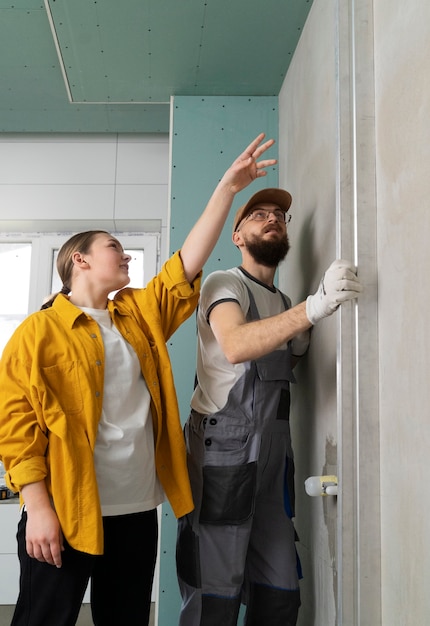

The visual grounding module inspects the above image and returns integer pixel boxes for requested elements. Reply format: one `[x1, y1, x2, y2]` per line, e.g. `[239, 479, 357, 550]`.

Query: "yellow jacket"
[0, 251, 200, 555]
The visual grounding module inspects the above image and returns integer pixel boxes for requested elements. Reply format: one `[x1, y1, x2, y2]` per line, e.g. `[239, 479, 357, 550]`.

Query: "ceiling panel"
[0, 0, 313, 133]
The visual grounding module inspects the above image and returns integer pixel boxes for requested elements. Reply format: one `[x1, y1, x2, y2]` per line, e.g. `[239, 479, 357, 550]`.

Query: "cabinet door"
[0, 503, 20, 604]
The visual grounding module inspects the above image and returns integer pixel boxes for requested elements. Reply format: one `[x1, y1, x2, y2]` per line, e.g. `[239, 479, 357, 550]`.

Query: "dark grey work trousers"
[11, 509, 157, 626]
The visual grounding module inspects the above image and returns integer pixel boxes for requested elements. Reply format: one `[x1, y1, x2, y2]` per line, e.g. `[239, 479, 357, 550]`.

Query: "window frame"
[0, 232, 160, 315]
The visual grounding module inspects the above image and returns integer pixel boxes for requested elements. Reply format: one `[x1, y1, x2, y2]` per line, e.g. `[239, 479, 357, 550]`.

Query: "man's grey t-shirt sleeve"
[200, 270, 249, 325]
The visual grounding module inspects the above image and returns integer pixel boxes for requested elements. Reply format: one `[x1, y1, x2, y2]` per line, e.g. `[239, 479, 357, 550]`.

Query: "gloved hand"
[306, 259, 363, 325]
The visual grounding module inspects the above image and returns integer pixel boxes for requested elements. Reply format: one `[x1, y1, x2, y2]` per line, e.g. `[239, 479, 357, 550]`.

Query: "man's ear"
[232, 230, 242, 247]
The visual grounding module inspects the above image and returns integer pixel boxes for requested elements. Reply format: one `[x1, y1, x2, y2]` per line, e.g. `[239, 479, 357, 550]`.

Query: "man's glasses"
[242, 209, 292, 226]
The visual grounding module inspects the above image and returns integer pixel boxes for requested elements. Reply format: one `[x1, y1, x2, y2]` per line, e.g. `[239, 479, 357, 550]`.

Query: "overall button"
[209, 418, 217, 426]
[205, 438, 212, 447]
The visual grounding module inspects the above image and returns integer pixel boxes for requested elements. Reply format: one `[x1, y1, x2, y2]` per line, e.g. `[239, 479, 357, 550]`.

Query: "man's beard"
[244, 231, 290, 267]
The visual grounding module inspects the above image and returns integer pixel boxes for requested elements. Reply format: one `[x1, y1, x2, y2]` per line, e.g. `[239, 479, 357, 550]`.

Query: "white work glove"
[306, 259, 363, 325]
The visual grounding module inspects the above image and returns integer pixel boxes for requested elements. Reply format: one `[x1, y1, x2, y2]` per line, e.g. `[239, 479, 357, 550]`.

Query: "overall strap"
[243, 282, 296, 384]
[244, 282, 290, 322]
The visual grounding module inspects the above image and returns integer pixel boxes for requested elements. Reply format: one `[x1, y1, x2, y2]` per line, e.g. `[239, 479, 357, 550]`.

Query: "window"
[0, 242, 32, 355]
[51, 249, 145, 294]
[0, 233, 159, 355]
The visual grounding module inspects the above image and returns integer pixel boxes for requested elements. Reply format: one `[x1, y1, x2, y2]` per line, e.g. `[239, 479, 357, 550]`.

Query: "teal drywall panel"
[158, 95, 278, 625]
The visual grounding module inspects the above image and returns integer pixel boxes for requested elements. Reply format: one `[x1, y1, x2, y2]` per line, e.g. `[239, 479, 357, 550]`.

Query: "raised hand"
[219, 132, 277, 195]
[180, 132, 277, 282]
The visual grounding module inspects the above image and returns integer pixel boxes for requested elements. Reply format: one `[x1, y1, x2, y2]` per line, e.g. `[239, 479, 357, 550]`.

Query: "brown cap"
[232, 188, 292, 233]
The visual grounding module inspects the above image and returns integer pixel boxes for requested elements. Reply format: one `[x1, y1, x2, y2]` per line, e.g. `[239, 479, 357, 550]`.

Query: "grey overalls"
[177, 285, 302, 626]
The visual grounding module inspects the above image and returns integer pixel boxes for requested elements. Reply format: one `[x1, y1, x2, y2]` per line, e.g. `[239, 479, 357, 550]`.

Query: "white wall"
[0, 133, 169, 248]
[279, 0, 430, 624]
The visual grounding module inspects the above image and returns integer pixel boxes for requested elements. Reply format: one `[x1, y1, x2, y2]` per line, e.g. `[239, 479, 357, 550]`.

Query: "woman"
[0, 134, 276, 626]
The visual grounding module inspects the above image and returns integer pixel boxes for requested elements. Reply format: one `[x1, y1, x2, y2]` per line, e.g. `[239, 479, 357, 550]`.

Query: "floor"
[0, 603, 155, 626]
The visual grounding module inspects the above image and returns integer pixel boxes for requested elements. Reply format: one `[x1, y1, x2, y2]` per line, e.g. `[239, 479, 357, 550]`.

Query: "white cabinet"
[0, 502, 20, 604]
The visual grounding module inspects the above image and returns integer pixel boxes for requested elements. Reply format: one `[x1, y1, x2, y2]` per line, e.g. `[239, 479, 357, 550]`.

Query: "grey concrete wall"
[375, 1, 430, 623]
[278, 1, 339, 623]
[279, 0, 430, 624]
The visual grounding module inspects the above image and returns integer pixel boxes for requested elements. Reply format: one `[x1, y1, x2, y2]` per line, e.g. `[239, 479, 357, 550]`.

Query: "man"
[176, 188, 362, 626]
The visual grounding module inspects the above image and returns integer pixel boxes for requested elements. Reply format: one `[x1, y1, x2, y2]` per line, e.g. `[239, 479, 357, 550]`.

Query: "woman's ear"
[71, 251, 88, 268]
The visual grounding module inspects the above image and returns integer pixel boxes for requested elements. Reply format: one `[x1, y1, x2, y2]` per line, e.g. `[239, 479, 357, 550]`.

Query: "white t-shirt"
[191, 267, 291, 415]
[80, 307, 165, 516]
